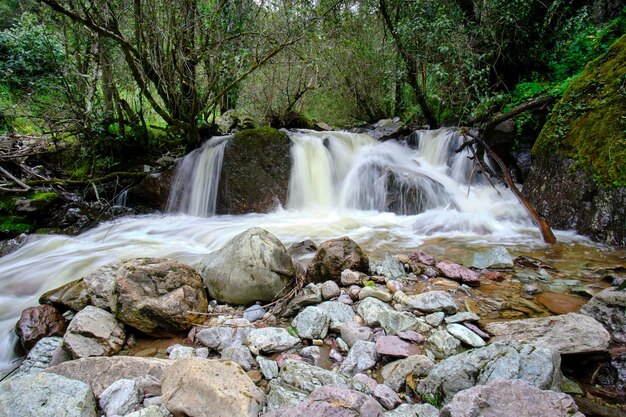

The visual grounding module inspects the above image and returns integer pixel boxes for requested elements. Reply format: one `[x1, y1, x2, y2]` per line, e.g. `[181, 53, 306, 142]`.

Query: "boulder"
[221, 345, 255, 371]
[339, 340, 378, 376]
[83, 263, 118, 311]
[471, 247, 514, 270]
[161, 358, 265, 417]
[357, 297, 395, 326]
[200, 228, 295, 305]
[436, 261, 480, 286]
[262, 386, 384, 417]
[127, 169, 176, 212]
[98, 378, 143, 417]
[63, 306, 126, 358]
[246, 327, 300, 353]
[419, 341, 562, 404]
[440, 379, 584, 417]
[15, 305, 67, 351]
[0, 372, 97, 417]
[485, 312, 610, 354]
[376, 335, 422, 357]
[113, 258, 208, 335]
[317, 301, 356, 331]
[381, 354, 435, 392]
[39, 278, 89, 311]
[580, 286, 626, 344]
[379, 310, 429, 336]
[306, 237, 369, 283]
[195, 326, 252, 351]
[370, 254, 406, 280]
[279, 359, 350, 393]
[46, 356, 170, 397]
[395, 290, 458, 314]
[292, 306, 330, 339]
[383, 403, 439, 417]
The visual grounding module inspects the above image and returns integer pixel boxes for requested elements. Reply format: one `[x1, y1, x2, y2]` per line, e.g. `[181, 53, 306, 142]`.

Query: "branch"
[482, 95, 555, 132]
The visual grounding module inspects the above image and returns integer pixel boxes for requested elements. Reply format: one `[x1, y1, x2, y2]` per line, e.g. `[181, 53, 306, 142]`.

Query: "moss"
[0, 215, 33, 235]
[533, 35, 626, 188]
[233, 126, 290, 146]
[31, 191, 62, 202]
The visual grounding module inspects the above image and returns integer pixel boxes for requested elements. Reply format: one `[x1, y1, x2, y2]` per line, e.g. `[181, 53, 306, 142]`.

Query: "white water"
[0, 128, 595, 373]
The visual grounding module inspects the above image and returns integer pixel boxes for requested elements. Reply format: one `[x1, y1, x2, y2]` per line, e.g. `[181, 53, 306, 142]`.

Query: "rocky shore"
[2, 227, 625, 417]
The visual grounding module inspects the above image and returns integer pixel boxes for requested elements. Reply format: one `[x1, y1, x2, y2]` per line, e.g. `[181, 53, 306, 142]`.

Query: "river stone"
[359, 286, 393, 302]
[425, 312, 445, 327]
[124, 406, 164, 417]
[436, 261, 481, 286]
[161, 358, 265, 417]
[258, 356, 279, 379]
[384, 403, 439, 417]
[444, 311, 480, 324]
[341, 269, 366, 286]
[381, 354, 435, 391]
[247, 327, 300, 353]
[395, 290, 458, 314]
[46, 356, 170, 397]
[446, 323, 486, 347]
[292, 306, 330, 339]
[440, 379, 585, 417]
[340, 321, 374, 347]
[317, 301, 356, 331]
[0, 372, 96, 417]
[379, 310, 429, 335]
[281, 283, 323, 317]
[280, 359, 350, 392]
[373, 384, 402, 410]
[15, 304, 67, 351]
[471, 246, 514, 270]
[221, 345, 255, 371]
[376, 335, 422, 358]
[63, 306, 126, 358]
[14, 336, 64, 375]
[243, 304, 266, 322]
[371, 254, 406, 280]
[419, 341, 562, 404]
[265, 379, 309, 411]
[321, 280, 341, 300]
[580, 286, 626, 344]
[99, 378, 143, 417]
[424, 328, 462, 359]
[39, 278, 89, 312]
[195, 326, 252, 351]
[82, 262, 118, 311]
[351, 373, 378, 394]
[357, 297, 395, 326]
[262, 386, 384, 417]
[339, 340, 378, 376]
[200, 228, 295, 305]
[113, 258, 208, 335]
[485, 312, 610, 354]
[306, 237, 369, 283]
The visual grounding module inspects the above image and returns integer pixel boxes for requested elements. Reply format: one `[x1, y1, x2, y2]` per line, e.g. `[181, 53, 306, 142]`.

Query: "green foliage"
[287, 326, 299, 338]
[0, 215, 32, 235]
[362, 280, 375, 287]
[421, 392, 442, 408]
[233, 127, 290, 146]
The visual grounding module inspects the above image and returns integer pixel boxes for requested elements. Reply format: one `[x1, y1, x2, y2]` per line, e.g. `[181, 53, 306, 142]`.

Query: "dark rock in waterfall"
[216, 127, 292, 214]
[354, 118, 409, 141]
[306, 237, 369, 284]
[126, 167, 177, 212]
[15, 305, 67, 351]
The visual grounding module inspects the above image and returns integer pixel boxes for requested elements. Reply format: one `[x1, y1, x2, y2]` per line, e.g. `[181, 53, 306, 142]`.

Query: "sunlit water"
[0, 128, 623, 373]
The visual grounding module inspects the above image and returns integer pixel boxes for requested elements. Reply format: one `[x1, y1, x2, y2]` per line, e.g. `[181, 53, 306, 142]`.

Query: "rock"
[217, 109, 240, 133]
[265, 379, 308, 411]
[351, 373, 378, 394]
[446, 323, 486, 347]
[124, 405, 165, 417]
[485, 312, 610, 354]
[83, 263, 118, 311]
[0, 372, 97, 417]
[440, 379, 584, 417]
[282, 283, 323, 316]
[371, 254, 406, 280]
[195, 326, 252, 351]
[14, 336, 64, 375]
[63, 306, 125, 358]
[221, 345, 255, 371]
[410, 251, 437, 266]
[306, 237, 369, 283]
[99, 378, 143, 417]
[279, 359, 350, 393]
[381, 354, 435, 391]
[376, 336, 422, 358]
[127, 169, 176, 212]
[46, 356, 170, 397]
[424, 328, 462, 360]
[362, 117, 407, 140]
[247, 327, 300, 353]
[348, 285, 362, 300]
[386, 280, 403, 294]
[341, 269, 366, 286]
[292, 306, 330, 339]
[258, 356, 279, 380]
[339, 322, 374, 347]
[114, 258, 208, 335]
[359, 286, 393, 302]
[379, 310, 428, 336]
[444, 312, 479, 324]
[243, 304, 266, 322]
[299, 346, 321, 365]
[384, 403, 439, 417]
[425, 312, 445, 327]
[161, 358, 265, 417]
[373, 384, 402, 410]
[419, 341, 561, 404]
[263, 386, 384, 417]
[15, 305, 67, 351]
[436, 261, 480, 286]
[395, 290, 458, 314]
[167, 345, 196, 359]
[321, 280, 341, 300]
[317, 301, 356, 331]
[397, 330, 425, 343]
[471, 246, 514, 269]
[339, 340, 378, 376]
[337, 293, 354, 305]
[357, 297, 395, 326]
[580, 286, 626, 344]
[524, 283, 543, 294]
[463, 322, 490, 340]
[39, 278, 89, 312]
[201, 228, 294, 305]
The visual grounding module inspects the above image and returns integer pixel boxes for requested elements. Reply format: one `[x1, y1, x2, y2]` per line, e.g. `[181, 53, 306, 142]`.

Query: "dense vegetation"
[0, 0, 624, 177]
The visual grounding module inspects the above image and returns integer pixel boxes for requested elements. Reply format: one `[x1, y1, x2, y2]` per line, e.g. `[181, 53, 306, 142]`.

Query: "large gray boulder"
[419, 341, 561, 404]
[161, 358, 265, 417]
[113, 258, 208, 335]
[440, 379, 584, 417]
[83, 263, 118, 311]
[63, 306, 126, 358]
[485, 312, 610, 354]
[200, 228, 295, 305]
[580, 286, 626, 344]
[306, 237, 369, 283]
[0, 372, 97, 417]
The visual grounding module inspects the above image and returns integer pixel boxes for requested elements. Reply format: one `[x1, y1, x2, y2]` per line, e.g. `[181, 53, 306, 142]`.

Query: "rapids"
[0, 128, 621, 374]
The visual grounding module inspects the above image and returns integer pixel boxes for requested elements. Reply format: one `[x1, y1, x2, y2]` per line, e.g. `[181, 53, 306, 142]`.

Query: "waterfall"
[166, 136, 229, 217]
[114, 189, 128, 207]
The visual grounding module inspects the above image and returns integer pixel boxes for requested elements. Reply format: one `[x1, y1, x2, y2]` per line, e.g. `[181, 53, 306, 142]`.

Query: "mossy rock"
[533, 35, 626, 188]
[0, 215, 33, 236]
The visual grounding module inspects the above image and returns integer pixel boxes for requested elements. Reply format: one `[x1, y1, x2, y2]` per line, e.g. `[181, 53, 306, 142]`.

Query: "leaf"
[363, 280, 375, 287]
[406, 373, 417, 391]
[287, 326, 299, 337]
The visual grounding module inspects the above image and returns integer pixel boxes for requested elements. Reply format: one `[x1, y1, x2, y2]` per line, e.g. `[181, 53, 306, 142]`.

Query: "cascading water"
[0, 128, 607, 376]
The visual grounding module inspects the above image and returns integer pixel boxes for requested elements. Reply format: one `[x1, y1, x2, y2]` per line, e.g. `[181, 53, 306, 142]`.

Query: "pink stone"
[436, 261, 481, 286]
[397, 330, 425, 343]
[375, 336, 422, 357]
[410, 251, 437, 266]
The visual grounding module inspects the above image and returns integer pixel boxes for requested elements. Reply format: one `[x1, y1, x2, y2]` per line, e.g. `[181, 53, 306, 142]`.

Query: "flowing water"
[0, 128, 623, 374]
